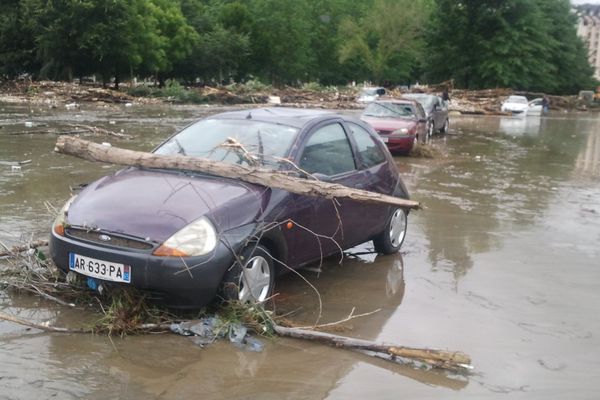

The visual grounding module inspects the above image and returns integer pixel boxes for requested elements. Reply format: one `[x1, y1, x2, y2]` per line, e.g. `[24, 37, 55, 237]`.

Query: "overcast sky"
[572, 0, 600, 4]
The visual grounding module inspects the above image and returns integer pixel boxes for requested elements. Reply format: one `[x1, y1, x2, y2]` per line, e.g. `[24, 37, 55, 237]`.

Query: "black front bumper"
[49, 229, 250, 307]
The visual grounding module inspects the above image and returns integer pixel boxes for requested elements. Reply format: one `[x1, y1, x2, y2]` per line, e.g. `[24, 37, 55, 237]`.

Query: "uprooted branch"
[54, 136, 421, 210]
[272, 324, 472, 372]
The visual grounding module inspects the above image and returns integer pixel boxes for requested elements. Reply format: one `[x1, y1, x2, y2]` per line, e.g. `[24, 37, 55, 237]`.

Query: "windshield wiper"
[173, 138, 186, 155]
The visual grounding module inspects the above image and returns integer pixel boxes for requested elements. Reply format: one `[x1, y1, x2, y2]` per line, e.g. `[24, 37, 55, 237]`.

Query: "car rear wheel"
[440, 119, 449, 134]
[221, 244, 275, 303]
[373, 208, 407, 254]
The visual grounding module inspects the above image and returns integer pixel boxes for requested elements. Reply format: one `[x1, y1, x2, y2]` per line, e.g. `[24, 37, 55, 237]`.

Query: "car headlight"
[392, 128, 409, 135]
[153, 217, 217, 257]
[53, 195, 77, 236]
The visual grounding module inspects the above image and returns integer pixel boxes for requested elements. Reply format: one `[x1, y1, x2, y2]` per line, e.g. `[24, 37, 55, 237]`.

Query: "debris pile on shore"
[0, 80, 589, 113]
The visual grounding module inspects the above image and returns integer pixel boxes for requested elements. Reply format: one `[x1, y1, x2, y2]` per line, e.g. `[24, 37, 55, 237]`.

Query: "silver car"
[402, 93, 449, 138]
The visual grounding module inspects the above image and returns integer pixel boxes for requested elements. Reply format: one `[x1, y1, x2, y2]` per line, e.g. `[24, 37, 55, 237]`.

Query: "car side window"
[347, 122, 387, 168]
[299, 123, 356, 176]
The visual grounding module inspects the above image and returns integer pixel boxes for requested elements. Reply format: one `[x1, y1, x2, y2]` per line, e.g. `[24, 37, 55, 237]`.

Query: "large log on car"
[54, 136, 420, 209]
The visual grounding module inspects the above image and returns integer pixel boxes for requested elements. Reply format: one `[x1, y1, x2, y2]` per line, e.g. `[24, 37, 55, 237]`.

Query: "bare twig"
[293, 307, 382, 330]
[0, 310, 87, 333]
[0, 240, 48, 258]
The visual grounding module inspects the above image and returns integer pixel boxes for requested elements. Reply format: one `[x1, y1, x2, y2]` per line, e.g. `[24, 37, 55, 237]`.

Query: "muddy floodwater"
[1, 103, 600, 399]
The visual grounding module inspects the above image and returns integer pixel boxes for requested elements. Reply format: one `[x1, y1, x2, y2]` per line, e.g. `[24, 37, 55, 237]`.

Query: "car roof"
[369, 98, 418, 106]
[403, 93, 436, 99]
[209, 107, 335, 129]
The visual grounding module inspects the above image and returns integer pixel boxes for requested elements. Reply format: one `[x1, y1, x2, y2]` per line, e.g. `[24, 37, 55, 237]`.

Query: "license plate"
[69, 253, 131, 283]
[381, 136, 389, 143]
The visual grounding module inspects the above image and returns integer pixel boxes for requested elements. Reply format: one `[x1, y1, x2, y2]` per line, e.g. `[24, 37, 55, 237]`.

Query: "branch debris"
[54, 136, 420, 210]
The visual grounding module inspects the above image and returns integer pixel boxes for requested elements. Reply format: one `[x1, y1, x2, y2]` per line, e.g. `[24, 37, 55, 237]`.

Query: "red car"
[361, 99, 428, 154]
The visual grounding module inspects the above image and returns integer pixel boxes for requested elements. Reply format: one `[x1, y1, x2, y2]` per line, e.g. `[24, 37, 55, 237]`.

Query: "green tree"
[0, 0, 41, 79]
[426, 0, 595, 93]
[306, 0, 370, 84]
[246, 0, 314, 85]
[535, 0, 596, 93]
[137, 0, 199, 86]
[338, 0, 432, 84]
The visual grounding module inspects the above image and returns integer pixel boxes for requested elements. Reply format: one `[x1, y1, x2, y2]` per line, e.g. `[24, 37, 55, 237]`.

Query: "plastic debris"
[169, 317, 264, 352]
[228, 323, 247, 344]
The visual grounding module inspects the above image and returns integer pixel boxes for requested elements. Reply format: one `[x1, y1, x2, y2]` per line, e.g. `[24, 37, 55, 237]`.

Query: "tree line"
[0, 0, 596, 94]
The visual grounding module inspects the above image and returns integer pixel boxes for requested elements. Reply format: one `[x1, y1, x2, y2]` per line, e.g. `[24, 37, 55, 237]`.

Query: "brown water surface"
[1, 104, 599, 399]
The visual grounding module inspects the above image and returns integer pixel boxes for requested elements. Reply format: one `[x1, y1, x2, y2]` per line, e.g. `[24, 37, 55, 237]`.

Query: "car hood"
[66, 168, 267, 243]
[361, 116, 417, 133]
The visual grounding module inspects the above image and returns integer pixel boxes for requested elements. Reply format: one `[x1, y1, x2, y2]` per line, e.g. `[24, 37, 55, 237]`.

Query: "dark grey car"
[402, 93, 449, 138]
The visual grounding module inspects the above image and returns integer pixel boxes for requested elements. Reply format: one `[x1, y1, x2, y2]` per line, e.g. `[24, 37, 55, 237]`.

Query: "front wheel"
[221, 244, 275, 303]
[373, 208, 408, 254]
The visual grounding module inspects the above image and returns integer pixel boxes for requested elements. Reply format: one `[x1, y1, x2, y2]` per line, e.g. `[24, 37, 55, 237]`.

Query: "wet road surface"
[1, 103, 600, 399]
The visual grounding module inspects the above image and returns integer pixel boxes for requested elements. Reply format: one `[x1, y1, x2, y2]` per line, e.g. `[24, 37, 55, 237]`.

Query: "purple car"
[50, 108, 411, 307]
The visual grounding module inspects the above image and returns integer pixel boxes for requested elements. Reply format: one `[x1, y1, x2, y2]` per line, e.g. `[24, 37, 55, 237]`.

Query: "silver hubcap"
[389, 209, 407, 247]
[238, 255, 271, 302]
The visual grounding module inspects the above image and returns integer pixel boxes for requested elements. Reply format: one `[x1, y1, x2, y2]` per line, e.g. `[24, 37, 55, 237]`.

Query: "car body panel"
[50, 108, 409, 307]
[357, 87, 386, 103]
[501, 95, 529, 115]
[402, 93, 449, 133]
[360, 100, 427, 154]
[527, 98, 543, 115]
[67, 168, 265, 243]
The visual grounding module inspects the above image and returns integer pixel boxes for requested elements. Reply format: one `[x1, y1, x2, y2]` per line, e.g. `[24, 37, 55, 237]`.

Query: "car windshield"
[507, 96, 528, 104]
[363, 102, 415, 119]
[154, 119, 299, 169]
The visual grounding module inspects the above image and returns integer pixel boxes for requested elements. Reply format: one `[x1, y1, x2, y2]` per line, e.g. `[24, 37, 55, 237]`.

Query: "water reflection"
[410, 114, 592, 282]
[574, 117, 600, 177]
[498, 115, 541, 137]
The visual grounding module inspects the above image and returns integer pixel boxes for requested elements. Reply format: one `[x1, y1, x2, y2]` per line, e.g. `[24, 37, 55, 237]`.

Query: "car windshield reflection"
[155, 119, 299, 169]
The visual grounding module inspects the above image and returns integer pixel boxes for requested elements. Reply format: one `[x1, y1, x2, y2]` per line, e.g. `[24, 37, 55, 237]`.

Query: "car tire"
[373, 208, 408, 255]
[221, 244, 275, 303]
[440, 119, 449, 134]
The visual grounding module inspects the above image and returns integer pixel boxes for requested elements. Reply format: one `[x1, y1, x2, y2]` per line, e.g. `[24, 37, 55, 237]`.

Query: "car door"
[344, 121, 394, 243]
[413, 103, 429, 141]
[285, 121, 360, 265]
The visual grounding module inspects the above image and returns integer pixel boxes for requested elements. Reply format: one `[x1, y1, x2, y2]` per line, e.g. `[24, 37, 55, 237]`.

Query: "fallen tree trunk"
[273, 324, 471, 372]
[54, 137, 420, 210]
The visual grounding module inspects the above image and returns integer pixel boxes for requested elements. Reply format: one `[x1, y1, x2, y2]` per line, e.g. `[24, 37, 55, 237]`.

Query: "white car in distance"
[501, 95, 529, 115]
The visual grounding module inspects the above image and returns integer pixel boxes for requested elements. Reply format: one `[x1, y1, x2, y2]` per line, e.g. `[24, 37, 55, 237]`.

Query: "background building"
[575, 5, 600, 80]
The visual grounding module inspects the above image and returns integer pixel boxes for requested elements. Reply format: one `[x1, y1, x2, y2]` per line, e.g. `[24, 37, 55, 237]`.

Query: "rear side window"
[300, 123, 356, 176]
[347, 122, 387, 168]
